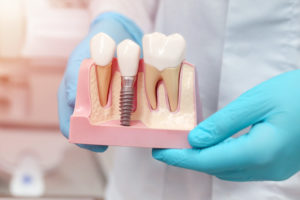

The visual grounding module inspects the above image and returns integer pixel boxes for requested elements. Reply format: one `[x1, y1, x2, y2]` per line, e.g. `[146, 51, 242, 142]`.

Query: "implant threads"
[120, 76, 136, 126]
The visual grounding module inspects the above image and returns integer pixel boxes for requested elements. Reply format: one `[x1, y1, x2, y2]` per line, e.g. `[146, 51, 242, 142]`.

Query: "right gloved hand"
[58, 12, 143, 152]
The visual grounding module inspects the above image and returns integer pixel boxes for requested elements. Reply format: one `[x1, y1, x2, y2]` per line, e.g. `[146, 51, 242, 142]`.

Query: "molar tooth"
[90, 33, 116, 107]
[143, 32, 186, 112]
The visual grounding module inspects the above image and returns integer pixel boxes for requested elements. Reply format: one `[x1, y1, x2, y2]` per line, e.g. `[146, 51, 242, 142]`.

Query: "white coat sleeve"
[89, 0, 158, 33]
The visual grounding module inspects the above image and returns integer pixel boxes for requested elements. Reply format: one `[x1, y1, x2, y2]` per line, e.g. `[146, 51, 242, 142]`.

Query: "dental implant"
[120, 77, 136, 126]
[117, 39, 141, 126]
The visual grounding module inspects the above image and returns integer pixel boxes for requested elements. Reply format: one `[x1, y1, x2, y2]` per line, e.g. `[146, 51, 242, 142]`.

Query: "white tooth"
[143, 32, 186, 70]
[90, 32, 116, 107]
[90, 32, 116, 66]
[117, 39, 140, 77]
[143, 32, 186, 112]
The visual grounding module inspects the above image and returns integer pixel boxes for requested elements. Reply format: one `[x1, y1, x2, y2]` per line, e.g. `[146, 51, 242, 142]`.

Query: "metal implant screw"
[120, 76, 136, 126]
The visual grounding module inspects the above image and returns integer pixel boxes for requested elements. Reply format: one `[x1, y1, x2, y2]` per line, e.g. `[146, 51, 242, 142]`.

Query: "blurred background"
[0, 0, 114, 199]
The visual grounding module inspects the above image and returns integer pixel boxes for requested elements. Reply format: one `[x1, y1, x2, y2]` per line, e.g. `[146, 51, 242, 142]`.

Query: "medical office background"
[0, 0, 114, 198]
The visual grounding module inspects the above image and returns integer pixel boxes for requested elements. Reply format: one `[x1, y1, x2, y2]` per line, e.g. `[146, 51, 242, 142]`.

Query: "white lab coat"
[91, 0, 300, 199]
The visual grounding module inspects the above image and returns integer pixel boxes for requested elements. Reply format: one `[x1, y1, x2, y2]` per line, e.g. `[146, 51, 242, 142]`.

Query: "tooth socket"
[120, 77, 136, 126]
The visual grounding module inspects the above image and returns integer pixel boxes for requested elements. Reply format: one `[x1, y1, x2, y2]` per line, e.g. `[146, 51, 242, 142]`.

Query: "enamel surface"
[117, 39, 141, 77]
[142, 32, 186, 71]
[90, 32, 116, 66]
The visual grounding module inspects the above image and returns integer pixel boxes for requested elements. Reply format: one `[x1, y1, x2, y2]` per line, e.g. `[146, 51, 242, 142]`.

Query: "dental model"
[117, 39, 141, 126]
[143, 32, 186, 112]
[90, 32, 116, 107]
[70, 33, 198, 148]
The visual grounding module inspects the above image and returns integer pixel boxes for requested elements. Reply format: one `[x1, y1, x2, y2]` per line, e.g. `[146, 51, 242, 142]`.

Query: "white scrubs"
[90, 0, 300, 199]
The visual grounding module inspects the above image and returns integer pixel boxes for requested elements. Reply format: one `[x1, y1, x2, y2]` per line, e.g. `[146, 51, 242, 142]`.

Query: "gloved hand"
[58, 12, 143, 152]
[153, 69, 300, 181]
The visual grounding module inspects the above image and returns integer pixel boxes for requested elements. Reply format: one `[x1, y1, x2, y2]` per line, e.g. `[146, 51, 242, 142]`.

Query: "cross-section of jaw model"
[90, 33, 116, 107]
[143, 32, 186, 112]
[70, 32, 198, 148]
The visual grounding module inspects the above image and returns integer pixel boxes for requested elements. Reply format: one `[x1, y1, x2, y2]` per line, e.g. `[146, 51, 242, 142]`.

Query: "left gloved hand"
[153, 69, 300, 181]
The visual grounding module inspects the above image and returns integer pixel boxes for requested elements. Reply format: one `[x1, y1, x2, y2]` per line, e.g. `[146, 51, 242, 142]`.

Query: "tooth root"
[161, 65, 181, 112]
[96, 64, 112, 107]
[145, 64, 161, 110]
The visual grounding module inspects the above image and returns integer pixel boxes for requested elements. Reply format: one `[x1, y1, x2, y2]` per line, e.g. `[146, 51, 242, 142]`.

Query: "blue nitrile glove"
[153, 70, 300, 181]
[58, 12, 143, 152]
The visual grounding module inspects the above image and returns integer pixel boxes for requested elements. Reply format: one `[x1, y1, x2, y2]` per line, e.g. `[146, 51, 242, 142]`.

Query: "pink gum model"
[69, 59, 202, 148]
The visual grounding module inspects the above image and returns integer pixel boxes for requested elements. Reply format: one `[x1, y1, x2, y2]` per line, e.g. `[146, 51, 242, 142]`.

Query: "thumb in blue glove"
[58, 12, 143, 152]
[153, 69, 300, 181]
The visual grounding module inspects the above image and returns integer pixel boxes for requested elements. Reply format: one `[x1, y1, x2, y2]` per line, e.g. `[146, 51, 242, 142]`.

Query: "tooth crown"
[90, 32, 116, 66]
[143, 32, 186, 71]
[117, 39, 141, 77]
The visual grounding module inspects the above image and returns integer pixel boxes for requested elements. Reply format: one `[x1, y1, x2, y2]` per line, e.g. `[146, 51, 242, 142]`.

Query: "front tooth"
[90, 32, 116, 107]
[143, 32, 186, 112]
